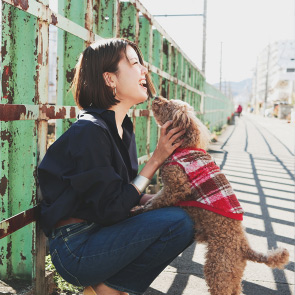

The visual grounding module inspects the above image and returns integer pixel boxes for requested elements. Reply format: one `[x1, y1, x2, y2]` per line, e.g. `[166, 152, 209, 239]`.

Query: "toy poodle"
[141, 96, 289, 295]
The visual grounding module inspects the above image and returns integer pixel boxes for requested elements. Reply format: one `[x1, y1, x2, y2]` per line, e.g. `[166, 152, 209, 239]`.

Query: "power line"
[152, 14, 203, 17]
[152, 0, 207, 74]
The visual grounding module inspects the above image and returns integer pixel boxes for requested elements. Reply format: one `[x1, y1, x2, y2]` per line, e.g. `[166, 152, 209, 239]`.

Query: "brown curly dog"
[143, 96, 289, 295]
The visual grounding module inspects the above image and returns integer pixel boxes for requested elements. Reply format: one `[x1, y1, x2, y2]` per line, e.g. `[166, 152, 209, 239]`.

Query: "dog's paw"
[143, 199, 155, 211]
[130, 205, 145, 216]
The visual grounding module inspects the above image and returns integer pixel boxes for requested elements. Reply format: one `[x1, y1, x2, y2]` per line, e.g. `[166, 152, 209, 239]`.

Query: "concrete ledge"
[0, 271, 56, 295]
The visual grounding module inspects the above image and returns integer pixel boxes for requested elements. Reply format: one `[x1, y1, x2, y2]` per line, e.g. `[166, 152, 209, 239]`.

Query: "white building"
[251, 40, 295, 113]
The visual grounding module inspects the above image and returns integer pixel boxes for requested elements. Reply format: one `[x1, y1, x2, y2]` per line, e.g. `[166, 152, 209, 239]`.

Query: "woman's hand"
[139, 194, 155, 206]
[152, 121, 185, 166]
[138, 121, 185, 180]
[129, 194, 155, 216]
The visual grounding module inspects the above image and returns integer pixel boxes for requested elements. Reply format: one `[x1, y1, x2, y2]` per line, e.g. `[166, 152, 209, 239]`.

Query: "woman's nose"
[141, 64, 148, 74]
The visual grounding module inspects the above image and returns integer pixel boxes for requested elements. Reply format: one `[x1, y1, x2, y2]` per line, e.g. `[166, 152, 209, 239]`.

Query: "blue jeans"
[48, 207, 194, 295]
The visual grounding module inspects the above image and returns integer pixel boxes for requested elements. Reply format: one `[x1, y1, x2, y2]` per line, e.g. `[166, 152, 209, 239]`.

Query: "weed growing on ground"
[45, 255, 83, 294]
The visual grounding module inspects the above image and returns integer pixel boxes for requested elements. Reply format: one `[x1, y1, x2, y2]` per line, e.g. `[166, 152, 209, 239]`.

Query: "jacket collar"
[78, 107, 134, 147]
[78, 107, 109, 118]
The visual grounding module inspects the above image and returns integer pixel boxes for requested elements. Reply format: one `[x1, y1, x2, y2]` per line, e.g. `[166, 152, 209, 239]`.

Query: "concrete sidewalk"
[145, 114, 295, 295]
[2, 114, 292, 295]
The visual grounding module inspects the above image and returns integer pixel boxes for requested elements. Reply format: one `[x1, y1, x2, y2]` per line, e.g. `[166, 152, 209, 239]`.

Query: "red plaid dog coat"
[163, 148, 244, 220]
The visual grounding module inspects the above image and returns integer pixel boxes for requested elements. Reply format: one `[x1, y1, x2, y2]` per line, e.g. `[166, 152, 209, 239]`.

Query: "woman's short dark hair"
[72, 38, 156, 110]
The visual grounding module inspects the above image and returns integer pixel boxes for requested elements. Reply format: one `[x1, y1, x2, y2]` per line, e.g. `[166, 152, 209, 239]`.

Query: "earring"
[113, 87, 117, 98]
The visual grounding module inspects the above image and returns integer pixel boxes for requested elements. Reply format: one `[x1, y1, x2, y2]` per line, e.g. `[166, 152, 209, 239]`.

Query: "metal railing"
[0, 0, 234, 293]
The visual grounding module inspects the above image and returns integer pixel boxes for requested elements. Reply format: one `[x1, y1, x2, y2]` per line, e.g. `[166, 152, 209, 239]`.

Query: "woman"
[38, 38, 194, 295]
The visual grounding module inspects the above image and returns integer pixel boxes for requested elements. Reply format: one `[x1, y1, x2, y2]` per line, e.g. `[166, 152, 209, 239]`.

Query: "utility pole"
[153, 1, 207, 74]
[293, 2, 295, 106]
[264, 43, 270, 116]
[202, 0, 207, 74]
[229, 82, 233, 99]
[219, 41, 223, 91]
[224, 80, 227, 96]
[254, 62, 258, 114]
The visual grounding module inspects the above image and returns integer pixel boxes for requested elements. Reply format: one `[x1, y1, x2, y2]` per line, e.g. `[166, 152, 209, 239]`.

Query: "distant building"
[251, 40, 295, 114]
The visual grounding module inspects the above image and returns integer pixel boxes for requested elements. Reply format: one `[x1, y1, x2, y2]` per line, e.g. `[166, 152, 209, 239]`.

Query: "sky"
[140, 0, 295, 84]
[49, 0, 295, 85]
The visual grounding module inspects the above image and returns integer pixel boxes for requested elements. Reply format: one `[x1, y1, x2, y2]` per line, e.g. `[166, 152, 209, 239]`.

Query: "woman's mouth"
[139, 79, 147, 90]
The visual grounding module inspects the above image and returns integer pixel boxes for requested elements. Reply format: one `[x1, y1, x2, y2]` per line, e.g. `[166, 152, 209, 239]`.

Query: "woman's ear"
[103, 72, 116, 88]
[172, 108, 191, 129]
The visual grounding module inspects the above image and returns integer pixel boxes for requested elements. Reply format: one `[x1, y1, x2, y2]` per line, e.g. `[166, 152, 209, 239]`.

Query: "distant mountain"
[214, 79, 252, 106]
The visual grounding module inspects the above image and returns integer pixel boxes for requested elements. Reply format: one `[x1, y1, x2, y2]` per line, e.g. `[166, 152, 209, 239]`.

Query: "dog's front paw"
[130, 205, 145, 216]
[143, 199, 155, 211]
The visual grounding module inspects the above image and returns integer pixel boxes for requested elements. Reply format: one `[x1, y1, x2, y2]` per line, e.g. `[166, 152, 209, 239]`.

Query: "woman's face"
[114, 45, 149, 106]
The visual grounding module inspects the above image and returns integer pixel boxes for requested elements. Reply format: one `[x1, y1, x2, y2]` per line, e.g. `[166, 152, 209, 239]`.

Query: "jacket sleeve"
[66, 121, 141, 226]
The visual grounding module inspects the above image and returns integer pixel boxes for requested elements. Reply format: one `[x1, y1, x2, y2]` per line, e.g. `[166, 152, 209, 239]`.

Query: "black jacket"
[38, 107, 141, 236]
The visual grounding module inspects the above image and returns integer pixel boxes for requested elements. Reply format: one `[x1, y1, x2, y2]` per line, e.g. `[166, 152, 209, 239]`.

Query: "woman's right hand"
[151, 121, 185, 166]
[139, 193, 155, 205]
[137, 121, 185, 181]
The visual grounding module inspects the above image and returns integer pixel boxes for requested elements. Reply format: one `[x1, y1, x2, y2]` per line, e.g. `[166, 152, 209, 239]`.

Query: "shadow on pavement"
[146, 116, 294, 294]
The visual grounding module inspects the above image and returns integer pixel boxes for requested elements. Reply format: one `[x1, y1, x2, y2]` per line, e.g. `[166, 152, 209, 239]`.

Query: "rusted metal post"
[34, 0, 49, 293]
[1, 2, 39, 281]
[56, 0, 86, 138]
[0, 0, 234, 290]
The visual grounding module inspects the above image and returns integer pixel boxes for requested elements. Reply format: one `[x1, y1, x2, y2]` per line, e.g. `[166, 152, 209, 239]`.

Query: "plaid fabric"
[163, 148, 244, 220]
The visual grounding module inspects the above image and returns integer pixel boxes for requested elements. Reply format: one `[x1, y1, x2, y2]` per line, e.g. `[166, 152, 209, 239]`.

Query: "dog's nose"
[153, 97, 160, 101]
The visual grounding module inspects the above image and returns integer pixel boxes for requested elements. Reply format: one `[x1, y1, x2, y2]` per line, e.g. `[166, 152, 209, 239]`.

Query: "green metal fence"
[0, 0, 234, 293]
[203, 81, 234, 131]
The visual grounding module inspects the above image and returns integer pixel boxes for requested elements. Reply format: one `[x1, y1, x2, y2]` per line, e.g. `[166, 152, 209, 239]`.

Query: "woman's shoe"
[83, 286, 97, 295]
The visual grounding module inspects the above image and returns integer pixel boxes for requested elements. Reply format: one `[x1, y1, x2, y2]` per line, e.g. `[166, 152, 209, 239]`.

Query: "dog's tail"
[243, 246, 289, 269]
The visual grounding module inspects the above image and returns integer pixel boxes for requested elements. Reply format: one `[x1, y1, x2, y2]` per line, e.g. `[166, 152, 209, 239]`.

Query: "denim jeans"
[48, 207, 194, 295]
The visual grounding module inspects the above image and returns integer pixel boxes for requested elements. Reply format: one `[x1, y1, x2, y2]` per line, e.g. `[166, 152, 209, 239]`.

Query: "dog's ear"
[172, 107, 191, 129]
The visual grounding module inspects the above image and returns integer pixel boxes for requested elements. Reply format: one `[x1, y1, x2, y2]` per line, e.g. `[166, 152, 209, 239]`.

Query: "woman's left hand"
[152, 121, 185, 167]
[139, 194, 155, 205]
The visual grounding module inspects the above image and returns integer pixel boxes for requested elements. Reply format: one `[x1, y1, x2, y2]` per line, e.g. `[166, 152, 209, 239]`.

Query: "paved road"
[145, 113, 295, 295]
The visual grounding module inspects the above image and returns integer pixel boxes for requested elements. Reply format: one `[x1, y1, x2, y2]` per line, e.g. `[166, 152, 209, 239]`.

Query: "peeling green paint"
[56, 0, 86, 138]
[94, 0, 117, 38]
[138, 17, 151, 62]
[0, 3, 38, 280]
[0, 0, 233, 285]
[0, 221, 9, 234]
[119, 2, 137, 42]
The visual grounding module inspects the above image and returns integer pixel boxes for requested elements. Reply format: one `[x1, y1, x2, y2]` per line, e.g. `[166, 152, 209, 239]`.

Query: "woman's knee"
[131, 207, 194, 244]
[160, 207, 194, 242]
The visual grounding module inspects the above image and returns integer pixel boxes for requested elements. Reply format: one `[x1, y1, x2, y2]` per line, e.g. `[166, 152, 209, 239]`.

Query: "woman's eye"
[133, 61, 138, 65]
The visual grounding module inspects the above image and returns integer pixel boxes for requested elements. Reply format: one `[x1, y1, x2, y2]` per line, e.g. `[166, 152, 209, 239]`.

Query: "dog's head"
[152, 96, 211, 150]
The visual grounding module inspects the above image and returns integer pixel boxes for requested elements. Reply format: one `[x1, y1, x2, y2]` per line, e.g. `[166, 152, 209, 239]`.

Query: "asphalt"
[144, 113, 295, 295]
[1, 114, 293, 295]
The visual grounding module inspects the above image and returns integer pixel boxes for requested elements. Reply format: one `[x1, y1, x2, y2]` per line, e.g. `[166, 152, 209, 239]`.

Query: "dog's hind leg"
[204, 262, 233, 295]
[229, 256, 246, 295]
[229, 265, 245, 295]
[204, 240, 245, 295]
